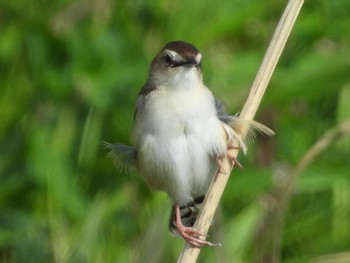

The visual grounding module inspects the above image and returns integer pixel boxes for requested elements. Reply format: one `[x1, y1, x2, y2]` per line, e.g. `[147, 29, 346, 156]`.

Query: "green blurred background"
[1, 0, 350, 262]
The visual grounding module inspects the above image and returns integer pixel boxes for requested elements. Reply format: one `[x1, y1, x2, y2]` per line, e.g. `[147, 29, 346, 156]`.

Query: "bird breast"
[133, 85, 227, 205]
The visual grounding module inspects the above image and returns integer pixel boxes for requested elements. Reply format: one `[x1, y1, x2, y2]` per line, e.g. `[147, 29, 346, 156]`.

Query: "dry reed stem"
[177, 0, 304, 262]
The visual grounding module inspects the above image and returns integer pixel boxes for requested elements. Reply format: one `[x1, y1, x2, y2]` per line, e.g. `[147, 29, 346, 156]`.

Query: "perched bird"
[107, 41, 273, 247]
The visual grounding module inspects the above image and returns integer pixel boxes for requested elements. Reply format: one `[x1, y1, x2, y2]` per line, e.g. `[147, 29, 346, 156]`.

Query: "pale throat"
[167, 67, 203, 91]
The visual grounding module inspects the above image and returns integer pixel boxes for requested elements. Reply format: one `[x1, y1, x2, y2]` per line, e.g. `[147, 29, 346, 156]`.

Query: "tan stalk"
[177, 0, 304, 262]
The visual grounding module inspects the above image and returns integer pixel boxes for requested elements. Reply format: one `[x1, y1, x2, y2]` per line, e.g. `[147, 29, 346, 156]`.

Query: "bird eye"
[164, 54, 174, 65]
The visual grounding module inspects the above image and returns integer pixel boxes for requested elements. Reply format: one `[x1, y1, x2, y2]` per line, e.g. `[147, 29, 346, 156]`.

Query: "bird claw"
[226, 142, 243, 168]
[216, 146, 243, 174]
[226, 152, 243, 168]
[227, 144, 240, 150]
[216, 158, 227, 174]
[175, 204, 221, 248]
[177, 225, 221, 248]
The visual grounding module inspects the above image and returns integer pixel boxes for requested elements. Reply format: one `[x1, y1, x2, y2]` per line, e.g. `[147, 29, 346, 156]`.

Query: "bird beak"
[172, 57, 200, 68]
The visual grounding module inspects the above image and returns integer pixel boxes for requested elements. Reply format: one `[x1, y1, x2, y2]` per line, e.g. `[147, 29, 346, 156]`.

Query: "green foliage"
[1, 0, 350, 262]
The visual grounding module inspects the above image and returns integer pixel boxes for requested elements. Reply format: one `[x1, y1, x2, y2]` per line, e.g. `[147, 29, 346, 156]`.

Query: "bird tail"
[103, 142, 137, 173]
[215, 99, 275, 155]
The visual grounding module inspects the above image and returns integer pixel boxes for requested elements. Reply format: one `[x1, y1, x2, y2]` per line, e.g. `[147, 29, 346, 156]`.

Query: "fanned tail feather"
[215, 98, 274, 154]
[227, 117, 275, 145]
[232, 118, 275, 146]
[222, 122, 248, 154]
[103, 142, 137, 173]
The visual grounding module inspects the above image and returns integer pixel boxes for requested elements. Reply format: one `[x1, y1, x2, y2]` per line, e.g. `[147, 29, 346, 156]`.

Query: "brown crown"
[162, 41, 199, 57]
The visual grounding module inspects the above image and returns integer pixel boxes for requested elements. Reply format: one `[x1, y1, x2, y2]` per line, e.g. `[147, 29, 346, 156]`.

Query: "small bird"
[107, 41, 273, 247]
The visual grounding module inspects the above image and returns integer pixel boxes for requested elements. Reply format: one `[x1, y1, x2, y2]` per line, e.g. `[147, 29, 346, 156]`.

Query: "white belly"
[133, 86, 227, 205]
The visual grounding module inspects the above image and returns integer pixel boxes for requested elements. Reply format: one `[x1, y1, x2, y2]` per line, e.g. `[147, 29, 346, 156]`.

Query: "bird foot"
[226, 143, 243, 168]
[176, 224, 220, 247]
[227, 144, 240, 150]
[216, 158, 227, 174]
[216, 147, 243, 175]
[175, 204, 221, 248]
[226, 152, 243, 168]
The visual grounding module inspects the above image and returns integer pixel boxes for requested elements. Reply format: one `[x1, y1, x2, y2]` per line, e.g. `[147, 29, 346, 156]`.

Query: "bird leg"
[174, 203, 220, 247]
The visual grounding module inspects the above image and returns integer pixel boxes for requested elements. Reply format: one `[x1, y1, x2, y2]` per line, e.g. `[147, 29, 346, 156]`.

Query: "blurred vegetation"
[1, 0, 350, 262]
